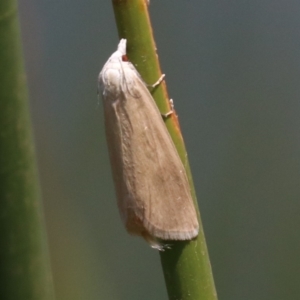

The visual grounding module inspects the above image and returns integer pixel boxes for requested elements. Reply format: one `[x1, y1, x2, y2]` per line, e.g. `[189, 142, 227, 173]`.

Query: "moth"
[98, 39, 199, 250]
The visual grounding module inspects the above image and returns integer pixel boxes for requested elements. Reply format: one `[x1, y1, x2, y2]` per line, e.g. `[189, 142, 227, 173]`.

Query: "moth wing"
[111, 75, 199, 241]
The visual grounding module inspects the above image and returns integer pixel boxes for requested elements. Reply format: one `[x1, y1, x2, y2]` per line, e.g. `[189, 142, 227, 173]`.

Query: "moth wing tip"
[166, 229, 199, 241]
[146, 225, 199, 241]
[145, 229, 199, 251]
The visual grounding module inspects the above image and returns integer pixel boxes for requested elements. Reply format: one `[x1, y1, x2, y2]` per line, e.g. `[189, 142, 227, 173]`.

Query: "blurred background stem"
[111, 0, 217, 299]
[0, 0, 55, 299]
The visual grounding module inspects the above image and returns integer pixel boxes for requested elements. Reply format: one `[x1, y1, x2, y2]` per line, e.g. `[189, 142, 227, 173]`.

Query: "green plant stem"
[0, 1, 54, 299]
[111, 1, 217, 299]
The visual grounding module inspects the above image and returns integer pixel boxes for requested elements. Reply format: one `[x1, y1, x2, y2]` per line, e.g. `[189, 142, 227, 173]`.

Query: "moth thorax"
[101, 68, 123, 98]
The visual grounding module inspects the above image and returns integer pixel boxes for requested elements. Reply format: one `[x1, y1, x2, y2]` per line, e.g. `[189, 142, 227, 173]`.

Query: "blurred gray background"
[19, 1, 300, 299]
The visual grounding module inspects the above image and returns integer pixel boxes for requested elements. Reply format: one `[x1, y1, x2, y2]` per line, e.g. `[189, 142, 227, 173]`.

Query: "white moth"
[98, 39, 199, 250]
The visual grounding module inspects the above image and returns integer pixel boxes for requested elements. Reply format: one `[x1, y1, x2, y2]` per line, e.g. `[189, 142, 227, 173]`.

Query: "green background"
[19, 1, 300, 299]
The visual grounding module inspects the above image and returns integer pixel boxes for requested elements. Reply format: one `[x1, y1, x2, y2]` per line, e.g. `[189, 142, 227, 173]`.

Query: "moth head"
[106, 39, 128, 64]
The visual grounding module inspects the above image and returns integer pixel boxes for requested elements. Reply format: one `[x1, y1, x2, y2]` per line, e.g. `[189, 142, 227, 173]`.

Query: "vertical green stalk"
[0, 1, 55, 299]
[111, 0, 217, 299]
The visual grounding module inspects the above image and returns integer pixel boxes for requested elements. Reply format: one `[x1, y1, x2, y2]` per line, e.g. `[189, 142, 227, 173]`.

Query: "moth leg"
[148, 74, 173, 118]
[156, 243, 172, 251]
[162, 99, 174, 119]
[147, 74, 165, 90]
[143, 232, 173, 251]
